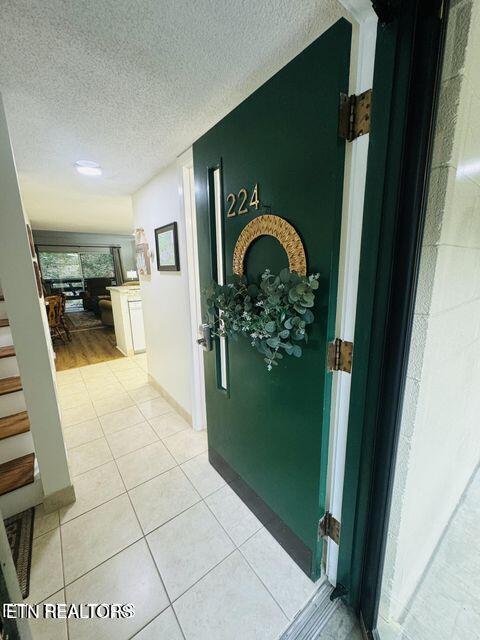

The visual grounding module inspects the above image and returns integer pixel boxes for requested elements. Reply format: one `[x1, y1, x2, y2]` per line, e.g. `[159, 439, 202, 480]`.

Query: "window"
[79, 252, 115, 278]
[38, 249, 115, 281]
[38, 252, 82, 280]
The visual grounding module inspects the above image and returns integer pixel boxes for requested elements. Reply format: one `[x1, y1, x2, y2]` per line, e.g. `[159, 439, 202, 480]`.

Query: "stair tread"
[0, 411, 30, 440]
[0, 376, 22, 396]
[0, 319, 9, 328]
[0, 453, 35, 496]
[0, 346, 15, 359]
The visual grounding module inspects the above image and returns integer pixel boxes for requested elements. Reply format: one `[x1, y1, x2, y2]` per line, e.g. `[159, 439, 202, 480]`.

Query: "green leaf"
[279, 329, 290, 339]
[265, 321, 276, 333]
[292, 345, 302, 357]
[266, 337, 280, 348]
[304, 309, 314, 323]
[294, 304, 306, 314]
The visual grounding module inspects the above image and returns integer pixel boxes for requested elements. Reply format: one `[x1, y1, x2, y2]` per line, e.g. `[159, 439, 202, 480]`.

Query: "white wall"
[381, 0, 480, 620]
[132, 162, 193, 418]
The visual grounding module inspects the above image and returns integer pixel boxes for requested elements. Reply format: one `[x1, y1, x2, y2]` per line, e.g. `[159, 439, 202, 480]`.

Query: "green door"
[193, 19, 351, 580]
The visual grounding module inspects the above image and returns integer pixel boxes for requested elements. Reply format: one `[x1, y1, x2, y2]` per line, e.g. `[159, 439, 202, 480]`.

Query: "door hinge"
[339, 89, 372, 142]
[318, 512, 341, 544]
[327, 338, 353, 373]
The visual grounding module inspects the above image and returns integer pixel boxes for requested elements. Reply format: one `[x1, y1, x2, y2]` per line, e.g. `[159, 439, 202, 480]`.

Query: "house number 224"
[226, 184, 259, 217]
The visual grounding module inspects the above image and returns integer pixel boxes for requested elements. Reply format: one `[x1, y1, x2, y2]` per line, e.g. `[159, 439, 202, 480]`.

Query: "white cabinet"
[128, 300, 146, 353]
[107, 286, 146, 356]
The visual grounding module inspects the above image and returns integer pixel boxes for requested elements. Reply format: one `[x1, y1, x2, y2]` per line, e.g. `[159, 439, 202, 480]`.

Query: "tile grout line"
[57, 512, 71, 640]
[60, 386, 164, 636]
[237, 540, 294, 622]
[56, 361, 289, 637]
[68, 438, 203, 518]
[180, 470, 294, 620]
[102, 417, 186, 640]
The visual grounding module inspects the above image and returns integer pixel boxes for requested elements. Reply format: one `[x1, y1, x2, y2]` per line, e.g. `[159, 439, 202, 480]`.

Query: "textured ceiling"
[0, 0, 349, 233]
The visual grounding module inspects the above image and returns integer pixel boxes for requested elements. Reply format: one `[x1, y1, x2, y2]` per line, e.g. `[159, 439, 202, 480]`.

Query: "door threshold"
[280, 579, 340, 640]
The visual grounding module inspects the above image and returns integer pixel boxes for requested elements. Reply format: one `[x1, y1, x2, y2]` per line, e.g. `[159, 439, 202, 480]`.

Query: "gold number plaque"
[226, 183, 259, 217]
[232, 214, 307, 276]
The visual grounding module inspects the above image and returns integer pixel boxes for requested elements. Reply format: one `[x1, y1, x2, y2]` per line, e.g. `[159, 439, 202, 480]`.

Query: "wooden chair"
[59, 294, 71, 341]
[45, 295, 68, 343]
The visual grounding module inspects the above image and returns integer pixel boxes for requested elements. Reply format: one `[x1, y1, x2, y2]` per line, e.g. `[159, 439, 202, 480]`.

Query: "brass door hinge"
[327, 338, 353, 373]
[339, 89, 372, 142]
[319, 512, 341, 544]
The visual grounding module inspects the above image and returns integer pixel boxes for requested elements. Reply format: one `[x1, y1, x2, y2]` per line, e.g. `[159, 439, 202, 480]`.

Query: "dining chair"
[45, 295, 68, 343]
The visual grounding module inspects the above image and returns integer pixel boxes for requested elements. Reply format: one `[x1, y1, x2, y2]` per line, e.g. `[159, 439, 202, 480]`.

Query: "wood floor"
[54, 327, 125, 371]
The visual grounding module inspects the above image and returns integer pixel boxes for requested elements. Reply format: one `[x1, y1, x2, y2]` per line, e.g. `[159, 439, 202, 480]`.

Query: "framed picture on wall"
[155, 222, 180, 271]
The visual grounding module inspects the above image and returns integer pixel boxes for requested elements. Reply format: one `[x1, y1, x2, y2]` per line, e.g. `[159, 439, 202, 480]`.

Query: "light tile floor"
[27, 354, 321, 640]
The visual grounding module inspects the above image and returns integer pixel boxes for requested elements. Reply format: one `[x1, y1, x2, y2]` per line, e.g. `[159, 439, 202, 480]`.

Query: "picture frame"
[155, 222, 180, 271]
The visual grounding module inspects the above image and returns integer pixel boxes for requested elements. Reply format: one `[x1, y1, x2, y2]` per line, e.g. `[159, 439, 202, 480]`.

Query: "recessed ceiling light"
[74, 160, 102, 176]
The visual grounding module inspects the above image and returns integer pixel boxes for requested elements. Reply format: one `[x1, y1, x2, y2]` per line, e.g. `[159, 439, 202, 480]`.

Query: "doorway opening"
[35, 242, 144, 370]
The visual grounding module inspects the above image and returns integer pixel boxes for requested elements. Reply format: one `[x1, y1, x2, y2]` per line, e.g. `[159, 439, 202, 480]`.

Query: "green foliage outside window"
[39, 251, 115, 280]
[80, 253, 115, 278]
[39, 252, 82, 279]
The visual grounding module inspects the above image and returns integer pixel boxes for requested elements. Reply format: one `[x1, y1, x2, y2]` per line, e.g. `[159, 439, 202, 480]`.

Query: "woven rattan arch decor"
[232, 214, 307, 276]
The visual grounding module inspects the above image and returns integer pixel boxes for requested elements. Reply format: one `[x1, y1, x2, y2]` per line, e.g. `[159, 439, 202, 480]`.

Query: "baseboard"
[43, 484, 76, 513]
[148, 374, 192, 426]
[0, 472, 44, 518]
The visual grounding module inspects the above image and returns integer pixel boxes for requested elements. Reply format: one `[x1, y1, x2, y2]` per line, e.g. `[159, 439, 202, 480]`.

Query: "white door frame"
[179, 2, 378, 582]
[324, 2, 378, 584]
[178, 148, 207, 431]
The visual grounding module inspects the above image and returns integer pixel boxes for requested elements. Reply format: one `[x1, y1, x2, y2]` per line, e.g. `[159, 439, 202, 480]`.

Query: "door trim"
[358, 1, 448, 634]
[178, 148, 207, 431]
[324, 5, 377, 586]
[335, 0, 448, 627]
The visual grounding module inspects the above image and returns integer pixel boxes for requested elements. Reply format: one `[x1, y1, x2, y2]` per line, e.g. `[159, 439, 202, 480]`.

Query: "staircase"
[0, 289, 42, 517]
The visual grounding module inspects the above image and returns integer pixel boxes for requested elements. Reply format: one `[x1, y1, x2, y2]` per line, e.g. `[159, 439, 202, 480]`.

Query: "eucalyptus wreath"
[206, 268, 319, 370]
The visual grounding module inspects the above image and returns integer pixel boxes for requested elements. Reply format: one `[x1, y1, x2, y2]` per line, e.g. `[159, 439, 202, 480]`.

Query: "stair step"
[0, 453, 35, 496]
[0, 376, 22, 396]
[0, 346, 15, 359]
[0, 319, 9, 328]
[0, 411, 30, 440]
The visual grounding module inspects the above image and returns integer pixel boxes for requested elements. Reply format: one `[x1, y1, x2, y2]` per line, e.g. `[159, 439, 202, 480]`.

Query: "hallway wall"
[382, 0, 480, 620]
[132, 162, 193, 419]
